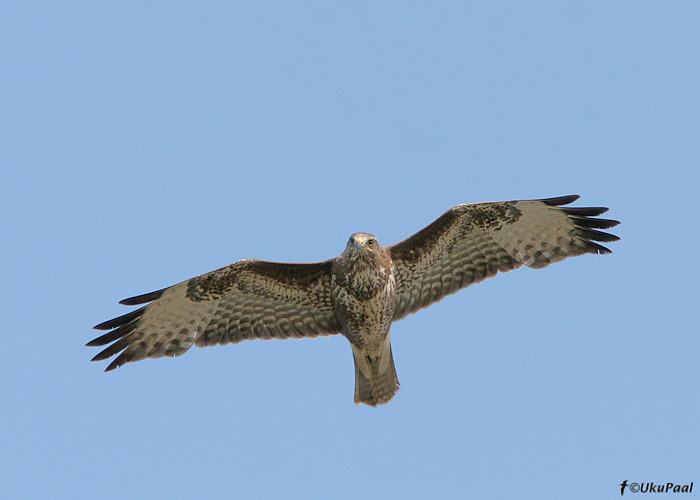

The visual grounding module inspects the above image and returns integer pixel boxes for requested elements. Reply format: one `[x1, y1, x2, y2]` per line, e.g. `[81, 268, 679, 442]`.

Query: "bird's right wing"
[88, 259, 341, 371]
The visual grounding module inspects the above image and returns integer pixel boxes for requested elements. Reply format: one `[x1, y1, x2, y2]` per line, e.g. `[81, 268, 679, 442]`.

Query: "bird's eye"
[368, 239, 376, 246]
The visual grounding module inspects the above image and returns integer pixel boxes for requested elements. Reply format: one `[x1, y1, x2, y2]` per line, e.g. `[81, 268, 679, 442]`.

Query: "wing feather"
[119, 288, 167, 306]
[88, 259, 341, 371]
[87, 321, 139, 348]
[390, 195, 619, 321]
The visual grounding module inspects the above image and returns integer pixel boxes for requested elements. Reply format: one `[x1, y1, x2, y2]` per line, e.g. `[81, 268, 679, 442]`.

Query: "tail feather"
[351, 340, 400, 406]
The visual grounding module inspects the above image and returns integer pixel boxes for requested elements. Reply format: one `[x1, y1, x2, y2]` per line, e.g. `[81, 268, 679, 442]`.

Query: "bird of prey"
[89, 195, 619, 406]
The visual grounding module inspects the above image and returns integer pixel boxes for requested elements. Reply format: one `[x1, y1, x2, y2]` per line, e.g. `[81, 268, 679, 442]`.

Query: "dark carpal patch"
[186, 266, 238, 301]
[460, 203, 522, 230]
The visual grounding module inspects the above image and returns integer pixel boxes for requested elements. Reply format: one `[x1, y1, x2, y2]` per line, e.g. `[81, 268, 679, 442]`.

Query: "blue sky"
[2, 2, 699, 499]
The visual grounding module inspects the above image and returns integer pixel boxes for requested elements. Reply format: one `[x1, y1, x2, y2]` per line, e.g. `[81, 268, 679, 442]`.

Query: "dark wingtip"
[90, 351, 110, 362]
[556, 196, 621, 253]
[539, 194, 580, 206]
[104, 360, 120, 372]
[576, 227, 621, 243]
[562, 206, 610, 217]
[89, 306, 148, 367]
[87, 327, 134, 350]
[93, 306, 148, 331]
[90, 288, 167, 370]
[569, 216, 620, 230]
[119, 288, 166, 306]
[585, 241, 614, 254]
[104, 350, 132, 371]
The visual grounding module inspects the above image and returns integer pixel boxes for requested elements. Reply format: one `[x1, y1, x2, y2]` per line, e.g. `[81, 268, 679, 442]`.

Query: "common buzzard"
[89, 195, 619, 406]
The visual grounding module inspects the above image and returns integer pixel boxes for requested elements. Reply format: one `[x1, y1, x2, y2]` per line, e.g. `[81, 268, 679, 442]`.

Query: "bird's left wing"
[389, 195, 619, 321]
[88, 259, 341, 371]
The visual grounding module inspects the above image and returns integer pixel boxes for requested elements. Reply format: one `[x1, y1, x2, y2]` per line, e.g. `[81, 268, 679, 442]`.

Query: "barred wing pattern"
[389, 195, 620, 321]
[89, 259, 341, 371]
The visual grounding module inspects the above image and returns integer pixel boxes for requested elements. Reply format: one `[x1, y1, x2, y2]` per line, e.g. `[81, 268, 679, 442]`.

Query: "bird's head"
[344, 232, 381, 261]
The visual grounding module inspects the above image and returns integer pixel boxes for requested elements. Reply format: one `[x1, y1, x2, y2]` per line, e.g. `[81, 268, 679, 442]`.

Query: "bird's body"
[331, 233, 399, 405]
[89, 195, 619, 406]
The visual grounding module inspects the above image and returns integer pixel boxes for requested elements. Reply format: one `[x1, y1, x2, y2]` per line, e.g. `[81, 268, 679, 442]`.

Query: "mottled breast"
[331, 254, 396, 351]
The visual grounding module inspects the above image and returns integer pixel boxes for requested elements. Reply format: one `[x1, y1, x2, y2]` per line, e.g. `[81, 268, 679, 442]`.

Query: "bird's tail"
[351, 335, 400, 407]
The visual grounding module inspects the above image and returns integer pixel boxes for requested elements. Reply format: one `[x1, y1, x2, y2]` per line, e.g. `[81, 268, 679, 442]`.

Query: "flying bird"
[89, 195, 619, 406]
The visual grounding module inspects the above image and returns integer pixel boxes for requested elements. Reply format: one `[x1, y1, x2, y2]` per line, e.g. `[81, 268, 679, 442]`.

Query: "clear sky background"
[2, 2, 699, 499]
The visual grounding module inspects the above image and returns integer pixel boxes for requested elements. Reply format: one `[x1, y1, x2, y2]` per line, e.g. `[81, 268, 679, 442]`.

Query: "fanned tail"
[351, 337, 400, 406]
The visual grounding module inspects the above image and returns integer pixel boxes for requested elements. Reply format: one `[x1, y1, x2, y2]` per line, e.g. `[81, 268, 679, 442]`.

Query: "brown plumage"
[89, 195, 619, 406]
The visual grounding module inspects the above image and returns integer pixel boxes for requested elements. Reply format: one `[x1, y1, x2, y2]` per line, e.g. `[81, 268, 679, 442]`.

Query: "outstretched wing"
[88, 259, 341, 371]
[389, 195, 619, 321]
